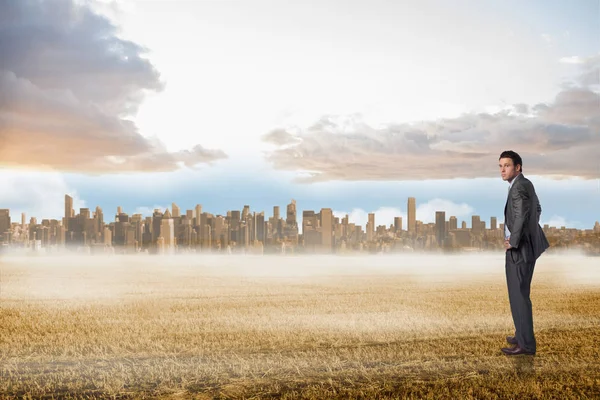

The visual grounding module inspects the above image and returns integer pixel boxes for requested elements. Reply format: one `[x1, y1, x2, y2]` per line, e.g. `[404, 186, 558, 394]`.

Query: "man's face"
[499, 157, 520, 181]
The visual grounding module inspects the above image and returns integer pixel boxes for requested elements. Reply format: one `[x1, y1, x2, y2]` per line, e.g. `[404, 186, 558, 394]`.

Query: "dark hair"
[499, 150, 523, 171]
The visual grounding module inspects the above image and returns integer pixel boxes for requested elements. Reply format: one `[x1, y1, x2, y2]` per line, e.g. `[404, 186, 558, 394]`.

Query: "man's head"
[499, 150, 522, 182]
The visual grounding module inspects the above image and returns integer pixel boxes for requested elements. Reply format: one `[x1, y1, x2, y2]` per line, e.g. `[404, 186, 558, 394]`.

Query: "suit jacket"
[505, 173, 550, 263]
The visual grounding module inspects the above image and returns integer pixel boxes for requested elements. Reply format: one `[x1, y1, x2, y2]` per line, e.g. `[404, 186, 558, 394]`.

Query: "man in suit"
[499, 150, 550, 356]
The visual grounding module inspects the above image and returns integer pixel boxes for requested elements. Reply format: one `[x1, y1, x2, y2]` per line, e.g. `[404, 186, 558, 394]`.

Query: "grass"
[0, 253, 599, 399]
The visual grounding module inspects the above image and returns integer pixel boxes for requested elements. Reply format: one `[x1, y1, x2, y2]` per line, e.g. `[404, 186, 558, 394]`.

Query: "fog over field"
[1, 252, 598, 302]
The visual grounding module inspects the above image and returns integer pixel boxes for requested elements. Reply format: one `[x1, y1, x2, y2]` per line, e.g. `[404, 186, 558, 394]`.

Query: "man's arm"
[509, 182, 531, 249]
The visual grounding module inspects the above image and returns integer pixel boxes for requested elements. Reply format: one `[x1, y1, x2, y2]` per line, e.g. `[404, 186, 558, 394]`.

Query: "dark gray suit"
[504, 173, 550, 353]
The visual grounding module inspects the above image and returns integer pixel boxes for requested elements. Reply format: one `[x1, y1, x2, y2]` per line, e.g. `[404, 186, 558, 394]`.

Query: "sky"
[0, 0, 599, 231]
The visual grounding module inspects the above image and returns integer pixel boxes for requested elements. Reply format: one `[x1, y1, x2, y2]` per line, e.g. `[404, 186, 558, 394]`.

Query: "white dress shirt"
[505, 174, 519, 240]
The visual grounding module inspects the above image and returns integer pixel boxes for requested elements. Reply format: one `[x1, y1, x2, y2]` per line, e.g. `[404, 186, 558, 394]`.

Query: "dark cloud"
[0, 0, 227, 173]
[263, 56, 600, 182]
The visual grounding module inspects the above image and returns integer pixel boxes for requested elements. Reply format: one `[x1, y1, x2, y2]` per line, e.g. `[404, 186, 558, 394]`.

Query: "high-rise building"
[394, 216, 402, 232]
[367, 213, 375, 242]
[152, 209, 163, 244]
[287, 200, 297, 225]
[21, 212, 26, 228]
[0, 209, 10, 243]
[462, 221, 467, 229]
[242, 205, 250, 221]
[273, 206, 280, 221]
[321, 208, 333, 251]
[407, 197, 416, 233]
[172, 203, 181, 218]
[472, 215, 481, 234]
[449, 216, 458, 231]
[435, 211, 446, 246]
[491, 217, 497, 230]
[117, 206, 123, 215]
[194, 204, 202, 225]
[160, 210, 175, 253]
[65, 195, 73, 230]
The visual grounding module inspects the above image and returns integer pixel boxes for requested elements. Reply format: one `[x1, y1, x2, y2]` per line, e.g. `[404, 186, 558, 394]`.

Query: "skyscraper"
[491, 217, 497, 230]
[195, 204, 202, 225]
[449, 216, 458, 231]
[435, 211, 446, 246]
[287, 199, 297, 225]
[472, 215, 481, 234]
[172, 203, 181, 218]
[160, 209, 175, 254]
[65, 195, 73, 230]
[367, 213, 375, 242]
[394, 216, 402, 232]
[0, 209, 10, 243]
[407, 197, 416, 233]
[321, 208, 333, 251]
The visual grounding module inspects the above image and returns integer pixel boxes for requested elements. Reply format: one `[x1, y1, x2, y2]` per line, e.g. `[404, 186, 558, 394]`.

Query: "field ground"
[1, 253, 599, 399]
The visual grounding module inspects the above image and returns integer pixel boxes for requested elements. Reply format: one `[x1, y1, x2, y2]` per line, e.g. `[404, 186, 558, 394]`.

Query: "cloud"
[541, 215, 578, 229]
[559, 56, 585, 65]
[0, 169, 86, 221]
[0, 0, 226, 173]
[132, 205, 170, 217]
[262, 129, 303, 147]
[263, 55, 600, 182]
[332, 199, 474, 229]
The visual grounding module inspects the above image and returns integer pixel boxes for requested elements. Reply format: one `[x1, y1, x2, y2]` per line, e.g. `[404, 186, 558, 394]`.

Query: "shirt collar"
[508, 173, 521, 188]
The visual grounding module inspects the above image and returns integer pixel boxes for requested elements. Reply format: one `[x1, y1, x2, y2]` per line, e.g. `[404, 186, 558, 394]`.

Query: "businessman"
[499, 150, 549, 356]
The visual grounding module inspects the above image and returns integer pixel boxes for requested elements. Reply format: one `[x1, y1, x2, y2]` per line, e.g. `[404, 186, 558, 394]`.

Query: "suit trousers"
[505, 248, 537, 353]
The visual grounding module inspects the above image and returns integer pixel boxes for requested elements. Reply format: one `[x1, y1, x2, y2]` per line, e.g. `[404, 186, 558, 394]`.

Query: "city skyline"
[2, 193, 598, 234]
[1, 193, 599, 256]
[1, 0, 599, 233]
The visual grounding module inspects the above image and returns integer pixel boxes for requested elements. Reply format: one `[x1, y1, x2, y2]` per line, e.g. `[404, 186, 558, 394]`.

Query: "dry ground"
[0, 252, 599, 399]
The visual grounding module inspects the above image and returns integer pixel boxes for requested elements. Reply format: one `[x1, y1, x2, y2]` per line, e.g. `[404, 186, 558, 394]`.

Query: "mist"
[1, 252, 598, 303]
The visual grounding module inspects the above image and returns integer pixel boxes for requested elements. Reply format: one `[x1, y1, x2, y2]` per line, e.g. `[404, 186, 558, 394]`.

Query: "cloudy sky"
[1, 0, 599, 231]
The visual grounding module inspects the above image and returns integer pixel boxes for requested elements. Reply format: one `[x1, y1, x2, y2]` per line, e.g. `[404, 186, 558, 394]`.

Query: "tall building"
[172, 203, 181, 218]
[287, 200, 297, 225]
[472, 215, 481, 234]
[256, 212, 265, 243]
[407, 197, 416, 233]
[491, 217, 497, 230]
[194, 204, 202, 225]
[435, 211, 446, 246]
[152, 209, 163, 244]
[160, 210, 175, 253]
[21, 212, 26, 228]
[117, 206, 123, 215]
[273, 206, 280, 221]
[0, 209, 10, 243]
[65, 195, 73, 230]
[394, 216, 402, 232]
[367, 213, 375, 242]
[449, 216, 458, 231]
[242, 205, 250, 221]
[321, 208, 333, 251]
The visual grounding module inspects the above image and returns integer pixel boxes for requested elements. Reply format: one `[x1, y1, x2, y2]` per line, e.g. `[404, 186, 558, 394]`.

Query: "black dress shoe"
[501, 345, 535, 356]
[506, 336, 518, 345]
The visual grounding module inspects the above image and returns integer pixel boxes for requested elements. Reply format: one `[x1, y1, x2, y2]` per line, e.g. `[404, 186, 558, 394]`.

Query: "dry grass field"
[0, 252, 599, 399]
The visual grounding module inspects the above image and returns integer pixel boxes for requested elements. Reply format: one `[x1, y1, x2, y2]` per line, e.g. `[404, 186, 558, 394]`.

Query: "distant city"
[1, 195, 599, 255]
